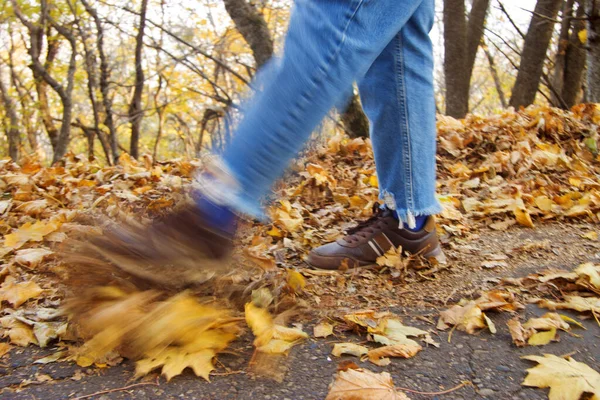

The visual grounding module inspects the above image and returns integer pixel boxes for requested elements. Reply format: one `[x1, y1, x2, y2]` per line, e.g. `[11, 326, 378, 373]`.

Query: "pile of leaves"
[0, 105, 599, 393]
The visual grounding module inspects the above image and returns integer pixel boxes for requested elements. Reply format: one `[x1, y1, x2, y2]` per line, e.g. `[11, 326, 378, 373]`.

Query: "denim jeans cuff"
[381, 191, 442, 228]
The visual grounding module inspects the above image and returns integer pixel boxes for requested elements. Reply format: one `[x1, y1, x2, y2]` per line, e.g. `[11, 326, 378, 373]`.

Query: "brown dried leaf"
[326, 368, 410, 400]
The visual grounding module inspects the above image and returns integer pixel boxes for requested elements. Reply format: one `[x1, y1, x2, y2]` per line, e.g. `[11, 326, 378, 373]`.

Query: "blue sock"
[195, 197, 237, 234]
[391, 210, 427, 231]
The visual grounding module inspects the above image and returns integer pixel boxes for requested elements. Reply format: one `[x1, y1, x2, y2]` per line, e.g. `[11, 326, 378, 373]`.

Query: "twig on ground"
[71, 379, 159, 400]
[396, 381, 472, 395]
[210, 370, 245, 376]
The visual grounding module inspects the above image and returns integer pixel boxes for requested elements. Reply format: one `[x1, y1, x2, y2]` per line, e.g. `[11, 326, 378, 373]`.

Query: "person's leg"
[93, 0, 440, 283]
[307, 0, 445, 270]
[358, 0, 441, 229]
[206, 0, 433, 219]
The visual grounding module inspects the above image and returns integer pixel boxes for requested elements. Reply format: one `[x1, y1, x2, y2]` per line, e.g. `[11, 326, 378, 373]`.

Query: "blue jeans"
[218, 0, 441, 227]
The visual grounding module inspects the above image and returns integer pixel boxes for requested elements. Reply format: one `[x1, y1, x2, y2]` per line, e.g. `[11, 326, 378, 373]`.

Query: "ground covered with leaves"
[1, 105, 600, 399]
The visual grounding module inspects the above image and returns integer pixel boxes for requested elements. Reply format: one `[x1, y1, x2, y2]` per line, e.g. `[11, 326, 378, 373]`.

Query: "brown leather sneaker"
[85, 203, 238, 287]
[306, 206, 446, 270]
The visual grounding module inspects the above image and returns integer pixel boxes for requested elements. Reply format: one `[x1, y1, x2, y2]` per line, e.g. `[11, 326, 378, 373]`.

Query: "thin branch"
[496, 1, 526, 39]
[95, 0, 251, 86]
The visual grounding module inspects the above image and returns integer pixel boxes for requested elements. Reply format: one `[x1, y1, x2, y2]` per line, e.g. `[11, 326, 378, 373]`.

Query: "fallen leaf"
[0, 343, 11, 358]
[523, 354, 600, 399]
[14, 248, 54, 267]
[575, 263, 600, 291]
[559, 314, 585, 329]
[367, 343, 422, 366]
[0, 316, 37, 346]
[437, 301, 486, 334]
[245, 303, 274, 347]
[483, 313, 496, 334]
[136, 348, 216, 381]
[507, 317, 532, 347]
[539, 295, 600, 312]
[34, 350, 68, 364]
[3, 219, 62, 250]
[527, 328, 557, 346]
[514, 198, 534, 228]
[33, 322, 67, 348]
[287, 269, 306, 293]
[251, 288, 274, 308]
[376, 246, 402, 268]
[0, 276, 44, 307]
[522, 313, 570, 331]
[582, 231, 598, 241]
[16, 200, 48, 216]
[245, 303, 307, 355]
[314, 322, 334, 338]
[331, 343, 369, 358]
[326, 368, 410, 400]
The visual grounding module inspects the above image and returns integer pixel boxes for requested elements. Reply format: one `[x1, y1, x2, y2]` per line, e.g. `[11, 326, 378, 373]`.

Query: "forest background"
[0, 0, 599, 165]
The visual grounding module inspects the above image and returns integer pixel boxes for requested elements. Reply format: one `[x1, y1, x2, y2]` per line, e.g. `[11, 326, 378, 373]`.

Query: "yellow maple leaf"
[0, 276, 44, 307]
[3, 220, 62, 250]
[523, 354, 600, 400]
[136, 348, 216, 381]
[578, 29, 588, 44]
[313, 321, 334, 338]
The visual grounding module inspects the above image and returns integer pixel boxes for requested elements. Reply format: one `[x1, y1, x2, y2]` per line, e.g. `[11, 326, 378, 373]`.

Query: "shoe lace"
[344, 203, 388, 244]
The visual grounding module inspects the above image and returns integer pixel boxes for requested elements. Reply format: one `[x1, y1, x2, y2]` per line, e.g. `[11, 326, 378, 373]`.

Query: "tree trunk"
[466, 0, 491, 85]
[0, 70, 20, 161]
[11, 0, 77, 163]
[129, 0, 149, 159]
[8, 27, 38, 153]
[444, 0, 469, 118]
[340, 93, 369, 138]
[80, 0, 119, 164]
[50, 26, 78, 164]
[35, 34, 61, 150]
[562, 0, 587, 106]
[74, 1, 112, 164]
[441, 0, 491, 117]
[222, 0, 274, 69]
[510, 0, 563, 108]
[586, 0, 600, 102]
[551, 0, 575, 107]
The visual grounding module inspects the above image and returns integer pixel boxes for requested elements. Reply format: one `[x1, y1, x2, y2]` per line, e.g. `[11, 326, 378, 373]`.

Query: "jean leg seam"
[394, 33, 415, 215]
